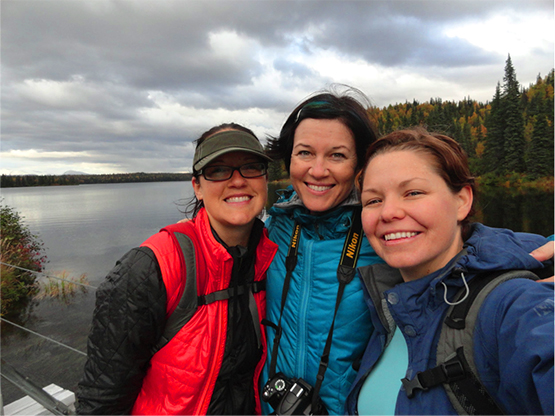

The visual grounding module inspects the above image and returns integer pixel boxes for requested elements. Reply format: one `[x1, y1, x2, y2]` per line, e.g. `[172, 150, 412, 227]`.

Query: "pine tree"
[527, 112, 553, 178]
[525, 72, 554, 178]
[267, 159, 286, 182]
[501, 55, 526, 173]
[369, 63, 553, 179]
[462, 122, 474, 157]
[483, 83, 505, 173]
[384, 110, 394, 134]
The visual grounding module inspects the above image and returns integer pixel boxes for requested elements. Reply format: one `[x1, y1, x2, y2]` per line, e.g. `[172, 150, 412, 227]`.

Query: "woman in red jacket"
[77, 123, 278, 415]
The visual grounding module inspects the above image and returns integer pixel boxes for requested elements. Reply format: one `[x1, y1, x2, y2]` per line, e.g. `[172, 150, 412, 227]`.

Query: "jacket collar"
[271, 185, 361, 212]
[358, 263, 403, 345]
[269, 186, 361, 233]
[358, 248, 471, 339]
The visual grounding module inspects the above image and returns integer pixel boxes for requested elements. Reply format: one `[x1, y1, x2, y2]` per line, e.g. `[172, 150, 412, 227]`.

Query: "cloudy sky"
[1, 0, 553, 175]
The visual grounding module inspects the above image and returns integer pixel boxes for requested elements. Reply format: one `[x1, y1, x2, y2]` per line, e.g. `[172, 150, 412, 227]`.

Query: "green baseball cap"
[193, 130, 272, 172]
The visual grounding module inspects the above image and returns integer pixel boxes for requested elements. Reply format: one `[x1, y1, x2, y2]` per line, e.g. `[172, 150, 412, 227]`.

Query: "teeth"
[384, 232, 418, 241]
[226, 196, 251, 203]
[307, 184, 333, 192]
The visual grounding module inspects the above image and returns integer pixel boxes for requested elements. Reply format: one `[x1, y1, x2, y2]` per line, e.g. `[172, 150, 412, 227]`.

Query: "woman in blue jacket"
[261, 87, 383, 415]
[347, 127, 553, 415]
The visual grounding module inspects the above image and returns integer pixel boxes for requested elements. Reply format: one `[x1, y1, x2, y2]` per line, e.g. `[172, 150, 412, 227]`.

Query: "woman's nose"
[228, 168, 247, 185]
[380, 199, 405, 222]
[308, 157, 328, 177]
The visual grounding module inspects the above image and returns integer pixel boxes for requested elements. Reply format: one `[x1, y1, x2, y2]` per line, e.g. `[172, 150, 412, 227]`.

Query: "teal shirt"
[357, 327, 408, 415]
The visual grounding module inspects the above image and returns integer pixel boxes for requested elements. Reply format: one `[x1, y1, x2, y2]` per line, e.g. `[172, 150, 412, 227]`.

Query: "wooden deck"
[2, 384, 75, 416]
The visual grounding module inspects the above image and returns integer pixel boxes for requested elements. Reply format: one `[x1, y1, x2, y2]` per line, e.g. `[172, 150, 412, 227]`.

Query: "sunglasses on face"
[199, 162, 268, 181]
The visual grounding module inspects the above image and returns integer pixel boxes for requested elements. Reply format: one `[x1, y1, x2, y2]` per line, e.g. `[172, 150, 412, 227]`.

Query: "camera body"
[262, 372, 328, 415]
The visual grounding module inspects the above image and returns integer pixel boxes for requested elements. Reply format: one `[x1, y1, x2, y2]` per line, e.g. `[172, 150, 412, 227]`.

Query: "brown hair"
[356, 127, 476, 227]
[266, 85, 378, 173]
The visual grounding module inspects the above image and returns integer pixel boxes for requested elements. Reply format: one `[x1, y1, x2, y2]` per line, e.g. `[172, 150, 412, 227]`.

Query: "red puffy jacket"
[132, 208, 277, 415]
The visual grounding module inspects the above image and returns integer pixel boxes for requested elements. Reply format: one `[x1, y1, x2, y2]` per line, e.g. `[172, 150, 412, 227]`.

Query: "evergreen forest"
[0, 172, 193, 188]
[366, 56, 554, 182]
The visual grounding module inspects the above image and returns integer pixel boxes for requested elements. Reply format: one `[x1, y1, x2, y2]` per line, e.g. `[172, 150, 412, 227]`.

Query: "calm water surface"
[0, 181, 553, 404]
[1, 181, 193, 403]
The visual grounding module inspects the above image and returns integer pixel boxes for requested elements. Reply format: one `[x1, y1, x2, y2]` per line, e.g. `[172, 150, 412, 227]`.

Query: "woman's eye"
[407, 190, 423, 197]
[242, 163, 265, 175]
[363, 198, 381, 206]
[297, 150, 312, 157]
[331, 153, 346, 159]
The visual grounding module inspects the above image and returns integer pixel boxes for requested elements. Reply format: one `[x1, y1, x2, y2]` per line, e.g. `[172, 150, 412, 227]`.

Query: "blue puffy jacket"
[261, 187, 383, 415]
[346, 223, 554, 415]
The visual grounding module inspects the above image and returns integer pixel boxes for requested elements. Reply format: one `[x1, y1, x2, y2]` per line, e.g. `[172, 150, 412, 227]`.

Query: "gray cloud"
[1, 0, 552, 175]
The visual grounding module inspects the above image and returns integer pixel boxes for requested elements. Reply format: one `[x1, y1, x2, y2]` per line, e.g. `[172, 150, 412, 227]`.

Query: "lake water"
[0, 182, 193, 404]
[0, 181, 553, 404]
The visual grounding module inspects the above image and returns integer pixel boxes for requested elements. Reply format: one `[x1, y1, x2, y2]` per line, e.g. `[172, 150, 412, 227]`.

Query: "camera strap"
[267, 220, 301, 378]
[266, 207, 363, 411]
[311, 206, 363, 412]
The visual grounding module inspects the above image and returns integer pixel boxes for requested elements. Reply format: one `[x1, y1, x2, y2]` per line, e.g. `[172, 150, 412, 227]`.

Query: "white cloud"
[139, 91, 285, 142]
[444, 12, 553, 57]
[208, 30, 257, 61]
[283, 47, 471, 107]
[14, 77, 95, 108]
[0, 150, 125, 175]
[1, 149, 91, 159]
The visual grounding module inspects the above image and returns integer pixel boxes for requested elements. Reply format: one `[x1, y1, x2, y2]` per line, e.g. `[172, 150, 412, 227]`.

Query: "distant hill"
[62, 170, 88, 175]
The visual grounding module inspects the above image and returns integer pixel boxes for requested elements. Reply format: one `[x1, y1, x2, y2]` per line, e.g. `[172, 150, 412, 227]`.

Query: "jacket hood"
[268, 185, 361, 238]
[359, 223, 550, 311]
[271, 185, 360, 211]
[271, 184, 359, 214]
[422, 223, 549, 297]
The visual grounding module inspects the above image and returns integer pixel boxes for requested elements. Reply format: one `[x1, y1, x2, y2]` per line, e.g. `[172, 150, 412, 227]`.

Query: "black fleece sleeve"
[76, 247, 167, 415]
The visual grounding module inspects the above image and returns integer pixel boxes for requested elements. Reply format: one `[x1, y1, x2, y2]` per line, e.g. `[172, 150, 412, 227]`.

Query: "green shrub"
[1, 204, 46, 315]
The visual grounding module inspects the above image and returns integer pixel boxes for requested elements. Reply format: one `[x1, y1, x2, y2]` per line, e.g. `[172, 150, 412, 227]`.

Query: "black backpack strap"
[152, 232, 198, 354]
[152, 231, 268, 355]
[197, 279, 266, 349]
[198, 280, 266, 305]
[401, 268, 548, 415]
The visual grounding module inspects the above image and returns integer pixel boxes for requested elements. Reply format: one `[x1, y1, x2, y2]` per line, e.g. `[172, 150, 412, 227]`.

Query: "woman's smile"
[306, 183, 335, 193]
[224, 194, 253, 203]
[382, 231, 420, 242]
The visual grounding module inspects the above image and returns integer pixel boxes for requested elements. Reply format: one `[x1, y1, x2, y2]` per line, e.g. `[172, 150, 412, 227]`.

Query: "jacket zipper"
[295, 235, 313, 378]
